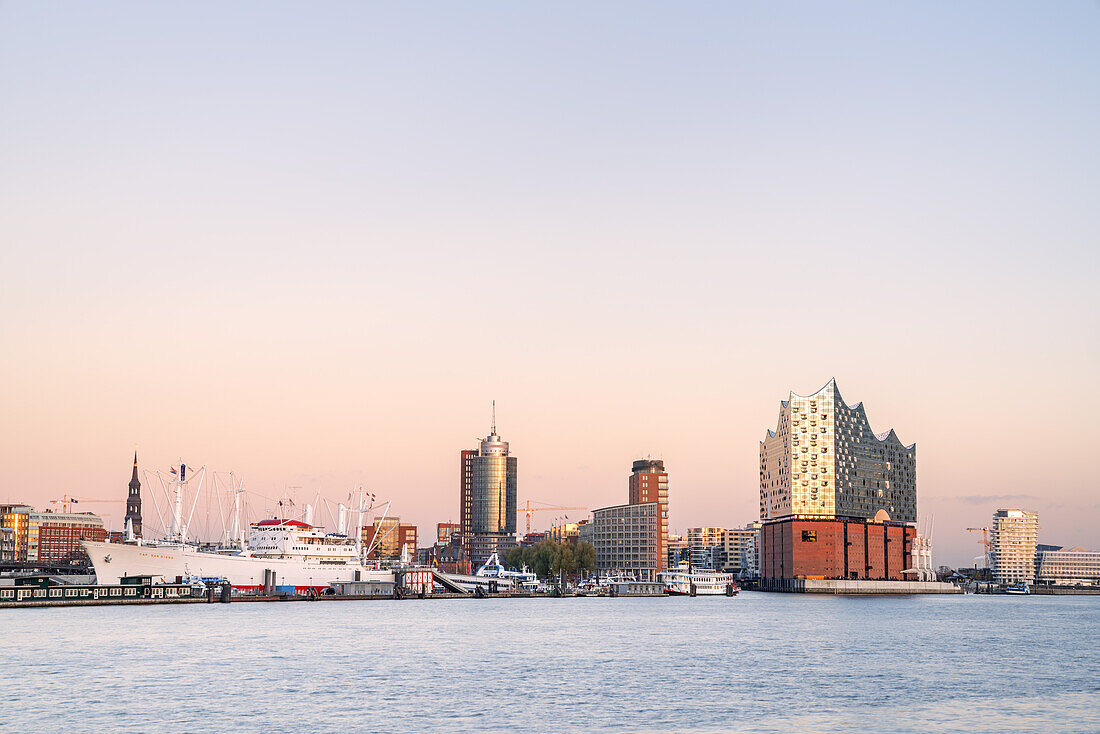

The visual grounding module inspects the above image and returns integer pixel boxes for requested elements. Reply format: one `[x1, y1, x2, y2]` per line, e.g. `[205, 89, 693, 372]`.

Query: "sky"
[1, 2, 1097, 566]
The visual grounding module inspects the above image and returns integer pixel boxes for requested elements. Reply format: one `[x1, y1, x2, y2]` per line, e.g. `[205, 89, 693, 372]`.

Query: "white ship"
[661, 563, 737, 596]
[439, 553, 536, 592]
[84, 519, 392, 590]
[83, 462, 392, 591]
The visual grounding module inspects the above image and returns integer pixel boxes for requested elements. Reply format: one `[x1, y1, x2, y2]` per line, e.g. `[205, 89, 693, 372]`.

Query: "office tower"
[459, 406, 518, 565]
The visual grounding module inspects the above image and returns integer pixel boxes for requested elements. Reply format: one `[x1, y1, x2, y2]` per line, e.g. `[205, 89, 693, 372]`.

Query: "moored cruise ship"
[660, 563, 737, 596]
[83, 518, 392, 591]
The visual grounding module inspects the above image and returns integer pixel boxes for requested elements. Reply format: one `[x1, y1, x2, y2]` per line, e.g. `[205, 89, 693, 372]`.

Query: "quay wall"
[760, 578, 961, 594]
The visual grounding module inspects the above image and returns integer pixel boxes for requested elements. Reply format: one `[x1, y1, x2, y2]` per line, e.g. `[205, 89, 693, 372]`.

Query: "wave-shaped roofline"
[760, 378, 915, 450]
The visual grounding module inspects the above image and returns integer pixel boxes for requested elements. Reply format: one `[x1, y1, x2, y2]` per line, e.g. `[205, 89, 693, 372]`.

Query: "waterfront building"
[1035, 546, 1100, 585]
[458, 411, 518, 566]
[989, 509, 1040, 585]
[758, 380, 918, 581]
[714, 525, 761, 577]
[629, 459, 668, 572]
[666, 534, 688, 569]
[125, 451, 143, 538]
[760, 379, 916, 523]
[0, 505, 106, 565]
[590, 458, 671, 579]
[761, 516, 916, 580]
[687, 527, 726, 568]
[592, 502, 662, 581]
[1, 504, 33, 561]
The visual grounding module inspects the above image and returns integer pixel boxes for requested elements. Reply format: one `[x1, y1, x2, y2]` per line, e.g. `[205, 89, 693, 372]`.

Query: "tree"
[574, 542, 596, 576]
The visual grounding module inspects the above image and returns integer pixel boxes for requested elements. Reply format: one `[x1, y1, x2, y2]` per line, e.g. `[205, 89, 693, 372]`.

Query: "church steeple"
[126, 450, 143, 538]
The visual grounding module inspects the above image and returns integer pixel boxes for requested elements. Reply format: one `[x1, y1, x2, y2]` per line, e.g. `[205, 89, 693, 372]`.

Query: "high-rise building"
[760, 379, 916, 523]
[591, 458, 672, 579]
[758, 380, 918, 581]
[125, 451, 143, 538]
[990, 509, 1039, 585]
[459, 408, 518, 566]
[628, 459, 668, 574]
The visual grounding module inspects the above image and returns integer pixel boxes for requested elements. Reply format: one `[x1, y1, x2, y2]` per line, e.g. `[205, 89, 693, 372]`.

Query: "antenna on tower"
[491, 400, 497, 434]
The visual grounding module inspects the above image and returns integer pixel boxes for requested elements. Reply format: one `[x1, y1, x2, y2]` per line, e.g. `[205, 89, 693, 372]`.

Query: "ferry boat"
[1004, 582, 1031, 595]
[661, 563, 737, 596]
[84, 518, 392, 592]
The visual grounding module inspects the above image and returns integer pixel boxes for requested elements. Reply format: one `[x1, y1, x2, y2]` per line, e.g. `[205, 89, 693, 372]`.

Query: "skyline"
[2, 2, 1098, 568]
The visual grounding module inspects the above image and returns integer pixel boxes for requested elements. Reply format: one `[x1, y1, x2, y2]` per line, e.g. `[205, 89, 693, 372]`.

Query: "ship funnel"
[304, 503, 314, 526]
[337, 503, 347, 535]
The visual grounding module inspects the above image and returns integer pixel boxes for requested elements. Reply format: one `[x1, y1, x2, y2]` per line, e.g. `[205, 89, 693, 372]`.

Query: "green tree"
[574, 542, 597, 576]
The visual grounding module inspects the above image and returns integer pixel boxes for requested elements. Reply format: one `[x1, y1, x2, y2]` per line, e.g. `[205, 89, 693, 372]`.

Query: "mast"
[354, 486, 365, 559]
[169, 463, 186, 542]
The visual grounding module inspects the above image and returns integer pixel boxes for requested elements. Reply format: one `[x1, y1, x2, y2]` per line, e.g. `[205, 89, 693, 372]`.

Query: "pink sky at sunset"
[1, 3, 1097, 566]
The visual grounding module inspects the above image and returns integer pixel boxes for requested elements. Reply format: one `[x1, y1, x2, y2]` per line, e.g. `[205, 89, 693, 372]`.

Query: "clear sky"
[1, 2, 1097, 566]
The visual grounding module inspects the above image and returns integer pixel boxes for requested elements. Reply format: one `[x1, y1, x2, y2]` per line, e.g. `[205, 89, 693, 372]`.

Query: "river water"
[2, 593, 1098, 733]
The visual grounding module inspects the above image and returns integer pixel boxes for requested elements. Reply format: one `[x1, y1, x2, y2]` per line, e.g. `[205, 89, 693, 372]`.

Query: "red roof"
[252, 519, 311, 528]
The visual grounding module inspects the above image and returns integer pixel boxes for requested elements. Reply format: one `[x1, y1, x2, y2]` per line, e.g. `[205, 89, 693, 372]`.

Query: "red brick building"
[437, 522, 460, 544]
[628, 459, 668, 575]
[761, 517, 915, 581]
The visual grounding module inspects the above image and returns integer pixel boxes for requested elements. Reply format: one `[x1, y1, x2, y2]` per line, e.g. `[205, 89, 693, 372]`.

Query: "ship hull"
[83, 541, 391, 588]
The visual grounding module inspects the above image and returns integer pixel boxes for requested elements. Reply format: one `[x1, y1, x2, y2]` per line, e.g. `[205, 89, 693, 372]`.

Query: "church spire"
[126, 450, 143, 538]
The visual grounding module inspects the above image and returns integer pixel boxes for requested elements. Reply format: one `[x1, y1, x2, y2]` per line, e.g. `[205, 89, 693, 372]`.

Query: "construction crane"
[967, 527, 991, 568]
[49, 495, 120, 514]
[517, 500, 587, 535]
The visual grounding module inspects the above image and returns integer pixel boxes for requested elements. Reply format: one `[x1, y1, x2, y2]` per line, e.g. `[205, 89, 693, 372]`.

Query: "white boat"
[84, 519, 392, 590]
[440, 553, 535, 592]
[660, 563, 737, 596]
[1004, 582, 1031, 595]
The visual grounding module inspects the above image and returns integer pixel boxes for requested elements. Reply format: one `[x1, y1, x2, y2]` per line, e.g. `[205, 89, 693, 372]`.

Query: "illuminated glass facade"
[460, 425, 518, 565]
[759, 379, 916, 523]
[471, 431, 517, 535]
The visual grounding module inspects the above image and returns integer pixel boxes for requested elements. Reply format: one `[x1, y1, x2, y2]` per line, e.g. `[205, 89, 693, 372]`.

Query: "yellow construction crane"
[517, 500, 587, 535]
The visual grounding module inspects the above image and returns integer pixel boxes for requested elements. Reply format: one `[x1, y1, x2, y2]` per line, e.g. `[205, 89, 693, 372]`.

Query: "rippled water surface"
[3, 593, 1099, 732]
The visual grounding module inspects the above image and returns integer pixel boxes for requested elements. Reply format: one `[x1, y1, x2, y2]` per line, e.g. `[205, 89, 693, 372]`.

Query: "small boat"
[1004, 582, 1031, 595]
[661, 563, 737, 596]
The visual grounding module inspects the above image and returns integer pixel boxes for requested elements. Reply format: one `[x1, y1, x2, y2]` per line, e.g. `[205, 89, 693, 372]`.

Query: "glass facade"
[471, 453, 518, 534]
[759, 379, 916, 523]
